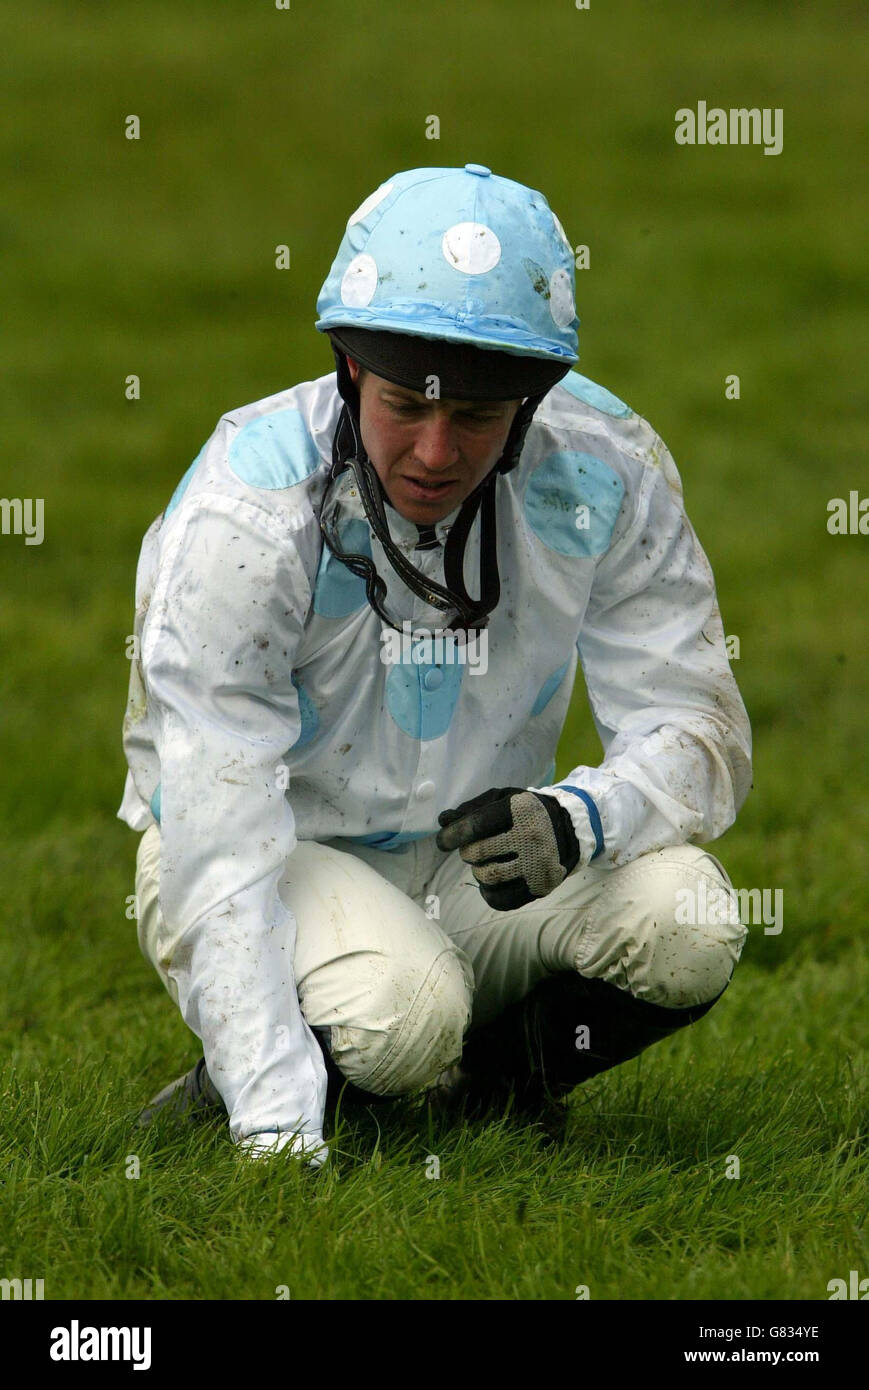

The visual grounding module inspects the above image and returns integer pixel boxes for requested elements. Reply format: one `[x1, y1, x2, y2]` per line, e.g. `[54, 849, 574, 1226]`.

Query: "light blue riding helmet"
[316, 163, 579, 367]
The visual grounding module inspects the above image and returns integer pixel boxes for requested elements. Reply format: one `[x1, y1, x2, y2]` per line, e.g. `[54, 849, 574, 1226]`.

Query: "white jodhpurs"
[135, 827, 746, 1097]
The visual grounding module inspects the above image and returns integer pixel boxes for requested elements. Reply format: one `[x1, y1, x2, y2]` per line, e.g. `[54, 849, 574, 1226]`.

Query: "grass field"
[0, 1, 866, 1301]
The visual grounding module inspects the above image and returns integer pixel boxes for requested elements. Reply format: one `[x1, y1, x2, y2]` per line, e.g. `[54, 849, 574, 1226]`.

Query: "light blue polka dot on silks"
[385, 654, 464, 741]
[313, 519, 372, 617]
[149, 783, 162, 824]
[228, 409, 321, 490]
[290, 673, 319, 748]
[524, 451, 625, 557]
[560, 371, 632, 418]
[531, 659, 571, 715]
[165, 445, 206, 517]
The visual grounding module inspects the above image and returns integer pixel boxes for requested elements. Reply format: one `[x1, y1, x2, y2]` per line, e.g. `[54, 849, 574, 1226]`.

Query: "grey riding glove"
[436, 785, 581, 911]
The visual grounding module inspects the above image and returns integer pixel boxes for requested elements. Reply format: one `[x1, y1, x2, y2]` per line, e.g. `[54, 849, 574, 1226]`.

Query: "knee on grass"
[323, 947, 473, 1097]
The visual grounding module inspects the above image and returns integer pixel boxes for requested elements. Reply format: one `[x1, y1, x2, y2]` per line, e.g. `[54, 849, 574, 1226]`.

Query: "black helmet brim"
[328, 327, 570, 402]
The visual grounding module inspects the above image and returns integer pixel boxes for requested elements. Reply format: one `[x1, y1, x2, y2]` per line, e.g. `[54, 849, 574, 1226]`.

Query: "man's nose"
[413, 415, 460, 472]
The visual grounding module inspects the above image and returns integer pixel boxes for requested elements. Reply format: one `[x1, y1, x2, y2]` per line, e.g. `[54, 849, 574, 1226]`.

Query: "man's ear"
[346, 356, 361, 385]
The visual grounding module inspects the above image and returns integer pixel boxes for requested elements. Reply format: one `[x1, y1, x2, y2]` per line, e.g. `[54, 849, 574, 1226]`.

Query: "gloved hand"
[436, 786, 580, 911]
[237, 1130, 330, 1169]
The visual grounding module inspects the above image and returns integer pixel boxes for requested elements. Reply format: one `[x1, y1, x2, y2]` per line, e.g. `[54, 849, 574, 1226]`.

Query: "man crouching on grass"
[119, 164, 751, 1167]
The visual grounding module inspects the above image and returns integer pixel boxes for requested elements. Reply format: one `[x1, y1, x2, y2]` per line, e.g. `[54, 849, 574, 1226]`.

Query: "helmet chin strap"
[321, 347, 544, 633]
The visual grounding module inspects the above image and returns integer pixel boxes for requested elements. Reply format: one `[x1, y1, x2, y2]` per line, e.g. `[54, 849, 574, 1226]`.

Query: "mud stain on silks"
[522, 258, 551, 298]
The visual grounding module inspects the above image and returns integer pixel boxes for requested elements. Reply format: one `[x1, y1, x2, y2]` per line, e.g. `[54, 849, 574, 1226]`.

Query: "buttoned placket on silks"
[367, 505, 481, 846]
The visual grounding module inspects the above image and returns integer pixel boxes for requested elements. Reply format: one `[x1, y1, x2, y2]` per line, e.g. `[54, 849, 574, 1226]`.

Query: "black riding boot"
[437, 971, 723, 1116]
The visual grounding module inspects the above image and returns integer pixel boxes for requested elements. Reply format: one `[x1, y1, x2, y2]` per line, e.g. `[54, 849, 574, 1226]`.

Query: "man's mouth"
[402, 476, 458, 498]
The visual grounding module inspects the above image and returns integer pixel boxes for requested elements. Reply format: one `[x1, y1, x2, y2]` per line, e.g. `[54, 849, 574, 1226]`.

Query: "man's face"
[347, 358, 522, 524]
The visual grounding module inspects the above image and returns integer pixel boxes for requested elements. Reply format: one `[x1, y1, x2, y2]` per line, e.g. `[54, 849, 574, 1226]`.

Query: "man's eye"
[460, 412, 500, 425]
[388, 402, 422, 416]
